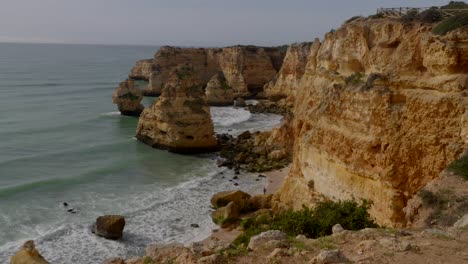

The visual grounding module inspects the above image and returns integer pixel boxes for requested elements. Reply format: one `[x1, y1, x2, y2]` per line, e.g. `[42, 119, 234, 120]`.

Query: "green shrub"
[447, 154, 468, 180]
[401, 10, 419, 23]
[441, 1, 468, 9]
[345, 73, 365, 85]
[432, 11, 468, 35]
[418, 8, 443, 23]
[233, 200, 377, 246]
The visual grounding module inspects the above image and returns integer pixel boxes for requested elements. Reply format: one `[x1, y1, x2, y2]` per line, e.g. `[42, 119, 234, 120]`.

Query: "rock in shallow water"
[95, 215, 126, 240]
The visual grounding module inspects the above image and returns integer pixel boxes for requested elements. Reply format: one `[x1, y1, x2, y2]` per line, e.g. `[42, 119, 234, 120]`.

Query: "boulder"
[210, 190, 251, 209]
[312, 250, 349, 264]
[205, 73, 234, 106]
[234, 98, 246, 107]
[453, 214, 468, 229]
[136, 66, 219, 154]
[112, 79, 144, 116]
[248, 230, 288, 251]
[248, 194, 273, 211]
[332, 224, 345, 235]
[95, 215, 126, 240]
[10, 240, 49, 264]
[211, 201, 240, 227]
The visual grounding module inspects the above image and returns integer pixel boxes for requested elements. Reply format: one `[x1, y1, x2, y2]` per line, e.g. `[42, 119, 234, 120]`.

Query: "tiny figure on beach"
[263, 187, 266, 194]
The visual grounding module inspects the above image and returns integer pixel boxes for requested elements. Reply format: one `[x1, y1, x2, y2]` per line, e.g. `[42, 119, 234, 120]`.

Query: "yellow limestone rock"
[10, 240, 49, 264]
[274, 18, 468, 226]
[136, 66, 219, 153]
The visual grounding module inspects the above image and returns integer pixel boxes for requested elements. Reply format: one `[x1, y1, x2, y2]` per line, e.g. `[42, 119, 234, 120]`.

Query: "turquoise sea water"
[0, 43, 281, 263]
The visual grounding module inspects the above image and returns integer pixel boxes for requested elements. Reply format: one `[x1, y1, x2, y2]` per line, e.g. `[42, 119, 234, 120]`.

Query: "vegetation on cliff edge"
[233, 200, 377, 246]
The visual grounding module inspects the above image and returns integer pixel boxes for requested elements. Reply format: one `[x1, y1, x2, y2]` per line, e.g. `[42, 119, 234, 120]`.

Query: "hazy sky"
[0, 0, 453, 46]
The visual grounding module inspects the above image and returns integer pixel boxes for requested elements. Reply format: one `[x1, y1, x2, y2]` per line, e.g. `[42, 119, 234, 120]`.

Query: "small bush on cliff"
[418, 8, 443, 23]
[233, 200, 377, 246]
[345, 73, 365, 85]
[432, 11, 468, 35]
[401, 10, 419, 23]
[447, 155, 468, 180]
[441, 1, 468, 9]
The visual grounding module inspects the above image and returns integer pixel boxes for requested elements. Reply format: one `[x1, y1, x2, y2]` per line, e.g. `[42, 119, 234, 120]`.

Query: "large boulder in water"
[112, 79, 144, 116]
[10, 240, 49, 264]
[205, 72, 234, 106]
[94, 215, 126, 240]
[136, 65, 219, 154]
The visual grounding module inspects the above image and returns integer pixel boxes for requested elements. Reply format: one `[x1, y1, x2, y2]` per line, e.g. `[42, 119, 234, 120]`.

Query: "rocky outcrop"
[218, 130, 291, 172]
[112, 79, 144, 116]
[144, 45, 286, 97]
[136, 66, 219, 153]
[129, 59, 154, 80]
[264, 41, 318, 100]
[94, 215, 126, 240]
[218, 46, 279, 97]
[274, 18, 468, 226]
[205, 73, 234, 106]
[10, 240, 49, 264]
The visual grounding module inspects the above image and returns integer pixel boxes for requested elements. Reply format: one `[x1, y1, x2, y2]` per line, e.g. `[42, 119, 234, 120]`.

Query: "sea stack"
[112, 78, 144, 116]
[205, 72, 234, 106]
[136, 65, 219, 153]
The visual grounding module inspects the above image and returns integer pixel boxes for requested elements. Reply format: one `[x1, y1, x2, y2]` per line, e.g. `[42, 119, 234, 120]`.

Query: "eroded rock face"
[205, 73, 234, 106]
[112, 79, 144, 116]
[129, 59, 154, 80]
[144, 45, 286, 97]
[10, 240, 49, 264]
[219, 46, 279, 97]
[136, 66, 219, 153]
[264, 41, 318, 100]
[274, 19, 468, 226]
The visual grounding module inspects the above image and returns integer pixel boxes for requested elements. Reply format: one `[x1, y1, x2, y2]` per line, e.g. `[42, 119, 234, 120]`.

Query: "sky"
[0, 0, 455, 46]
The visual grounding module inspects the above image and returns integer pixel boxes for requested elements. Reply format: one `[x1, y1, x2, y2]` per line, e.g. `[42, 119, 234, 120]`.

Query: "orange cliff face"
[144, 45, 286, 97]
[272, 18, 468, 226]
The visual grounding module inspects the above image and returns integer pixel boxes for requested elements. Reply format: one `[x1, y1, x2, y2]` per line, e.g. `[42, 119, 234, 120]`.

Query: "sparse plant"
[418, 8, 443, 23]
[432, 11, 468, 35]
[447, 154, 468, 180]
[441, 1, 468, 9]
[345, 72, 365, 85]
[401, 10, 419, 23]
[233, 200, 377, 246]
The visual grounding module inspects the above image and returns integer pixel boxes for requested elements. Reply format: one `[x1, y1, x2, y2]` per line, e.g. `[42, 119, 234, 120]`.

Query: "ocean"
[0, 43, 282, 263]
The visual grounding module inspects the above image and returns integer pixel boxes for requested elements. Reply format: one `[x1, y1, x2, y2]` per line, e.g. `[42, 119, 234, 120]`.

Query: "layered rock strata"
[205, 72, 234, 106]
[274, 18, 468, 226]
[136, 66, 219, 153]
[129, 59, 153, 80]
[112, 79, 144, 116]
[264, 41, 318, 100]
[144, 45, 286, 97]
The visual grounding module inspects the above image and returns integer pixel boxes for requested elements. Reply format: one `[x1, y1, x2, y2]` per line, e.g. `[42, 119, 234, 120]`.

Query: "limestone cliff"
[264, 41, 318, 100]
[136, 66, 219, 153]
[144, 45, 286, 97]
[274, 18, 468, 226]
[205, 72, 234, 106]
[129, 59, 153, 80]
[112, 79, 144, 116]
